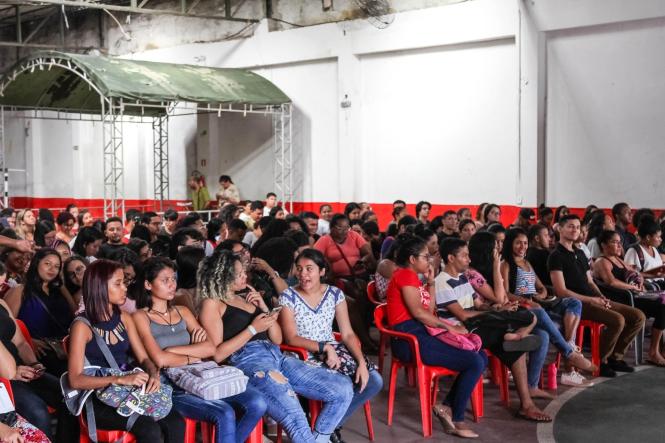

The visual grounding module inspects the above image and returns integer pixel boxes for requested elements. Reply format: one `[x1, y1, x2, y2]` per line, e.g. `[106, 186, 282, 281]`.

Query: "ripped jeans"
[229, 340, 354, 443]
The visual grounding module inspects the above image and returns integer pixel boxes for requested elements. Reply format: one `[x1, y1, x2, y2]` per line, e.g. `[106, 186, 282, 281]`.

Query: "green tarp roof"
[0, 51, 290, 116]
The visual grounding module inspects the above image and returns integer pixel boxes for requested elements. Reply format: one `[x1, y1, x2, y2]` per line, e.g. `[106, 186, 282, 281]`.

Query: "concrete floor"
[341, 362, 553, 443]
[342, 340, 645, 442]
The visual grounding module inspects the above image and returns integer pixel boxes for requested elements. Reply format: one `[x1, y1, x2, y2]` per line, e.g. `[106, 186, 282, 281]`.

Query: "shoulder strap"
[30, 291, 68, 333]
[74, 317, 120, 371]
[632, 244, 646, 269]
[333, 241, 356, 277]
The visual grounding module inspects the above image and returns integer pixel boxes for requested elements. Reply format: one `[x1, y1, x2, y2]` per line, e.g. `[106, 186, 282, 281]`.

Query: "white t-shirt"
[242, 231, 258, 248]
[317, 219, 330, 236]
[587, 238, 601, 259]
[624, 244, 663, 272]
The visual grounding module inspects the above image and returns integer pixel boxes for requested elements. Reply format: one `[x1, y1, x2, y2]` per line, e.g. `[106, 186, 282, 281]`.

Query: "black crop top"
[221, 303, 269, 342]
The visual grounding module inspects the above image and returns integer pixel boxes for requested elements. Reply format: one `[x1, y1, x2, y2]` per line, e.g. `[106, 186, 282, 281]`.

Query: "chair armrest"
[379, 327, 422, 364]
[279, 344, 309, 360]
[595, 280, 635, 306]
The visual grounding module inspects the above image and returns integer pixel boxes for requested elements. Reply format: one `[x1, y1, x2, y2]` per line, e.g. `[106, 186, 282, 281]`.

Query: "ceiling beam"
[11, 1, 260, 23]
[23, 9, 57, 43]
[0, 40, 95, 49]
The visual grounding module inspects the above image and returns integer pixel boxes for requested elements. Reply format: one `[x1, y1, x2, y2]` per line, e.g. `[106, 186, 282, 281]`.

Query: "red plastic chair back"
[15, 319, 35, 351]
[367, 281, 381, 305]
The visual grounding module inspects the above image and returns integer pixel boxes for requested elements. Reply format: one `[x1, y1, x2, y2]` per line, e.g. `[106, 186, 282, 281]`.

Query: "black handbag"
[463, 309, 534, 333]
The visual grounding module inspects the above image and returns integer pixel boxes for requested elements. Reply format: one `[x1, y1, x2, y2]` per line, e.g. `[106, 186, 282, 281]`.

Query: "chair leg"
[471, 375, 483, 422]
[246, 418, 264, 443]
[591, 325, 601, 377]
[499, 363, 510, 407]
[276, 424, 283, 443]
[378, 334, 387, 374]
[309, 400, 321, 430]
[201, 422, 215, 443]
[546, 362, 558, 391]
[387, 362, 400, 425]
[417, 367, 432, 438]
[184, 418, 198, 443]
[363, 402, 374, 441]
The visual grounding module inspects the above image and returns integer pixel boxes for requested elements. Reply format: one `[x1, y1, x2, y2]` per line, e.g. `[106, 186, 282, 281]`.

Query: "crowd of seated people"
[0, 197, 662, 441]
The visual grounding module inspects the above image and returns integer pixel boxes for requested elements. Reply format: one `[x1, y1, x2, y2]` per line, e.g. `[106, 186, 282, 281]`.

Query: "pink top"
[314, 230, 367, 277]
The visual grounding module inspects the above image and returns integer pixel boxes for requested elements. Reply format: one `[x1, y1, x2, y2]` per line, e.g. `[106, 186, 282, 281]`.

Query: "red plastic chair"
[576, 319, 603, 377]
[278, 336, 375, 441]
[368, 281, 389, 374]
[367, 281, 382, 306]
[201, 418, 264, 443]
[15, 319, 34, 351]
[374, 304, 483, 438]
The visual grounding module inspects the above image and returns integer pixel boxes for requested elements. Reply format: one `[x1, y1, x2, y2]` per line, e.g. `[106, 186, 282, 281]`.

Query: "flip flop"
[516, 408, 552, 423]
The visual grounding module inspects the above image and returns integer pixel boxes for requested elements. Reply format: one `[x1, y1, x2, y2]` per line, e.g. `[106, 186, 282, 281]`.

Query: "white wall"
[545, 17, 665, 208]
[359, 40, 517, 204]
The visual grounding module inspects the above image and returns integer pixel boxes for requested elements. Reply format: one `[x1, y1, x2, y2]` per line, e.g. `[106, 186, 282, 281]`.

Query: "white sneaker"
[560, 370, 594, 388]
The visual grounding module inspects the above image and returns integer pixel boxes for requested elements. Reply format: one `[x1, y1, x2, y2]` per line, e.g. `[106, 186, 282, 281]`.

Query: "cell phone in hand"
[270, 306, 283, 316]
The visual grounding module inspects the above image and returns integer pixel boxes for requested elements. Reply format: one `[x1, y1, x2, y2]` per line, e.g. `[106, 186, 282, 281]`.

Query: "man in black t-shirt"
[98, 217, 126, 259]
[548, 214, 645, 378]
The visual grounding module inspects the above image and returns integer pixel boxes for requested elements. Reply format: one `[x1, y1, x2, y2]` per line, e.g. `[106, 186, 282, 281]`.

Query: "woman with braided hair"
[198, 249, 353, 443]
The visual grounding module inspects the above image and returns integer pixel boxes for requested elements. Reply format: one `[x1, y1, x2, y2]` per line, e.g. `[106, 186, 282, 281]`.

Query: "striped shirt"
[434, 271, 477, 325]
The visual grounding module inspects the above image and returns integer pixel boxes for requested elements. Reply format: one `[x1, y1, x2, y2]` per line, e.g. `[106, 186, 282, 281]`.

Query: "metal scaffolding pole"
[102, 98, 125, 219]
[152, 115, 169, 211]
[272, 103, 293, 213]
[0, 106, 5, 209]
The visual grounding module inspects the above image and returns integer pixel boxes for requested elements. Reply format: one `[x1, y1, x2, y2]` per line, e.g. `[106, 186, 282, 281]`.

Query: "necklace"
[150, 307, 175, 332]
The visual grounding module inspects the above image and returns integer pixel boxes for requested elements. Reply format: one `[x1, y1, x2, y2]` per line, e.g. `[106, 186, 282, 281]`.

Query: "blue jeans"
[229, 340, 354, 443]
[527, 307, 575, 388]
[546, 297, 583, 321]
[392, 320, 487, 422]
[339, 368, 383, 426]
[171, 384, 266, 443]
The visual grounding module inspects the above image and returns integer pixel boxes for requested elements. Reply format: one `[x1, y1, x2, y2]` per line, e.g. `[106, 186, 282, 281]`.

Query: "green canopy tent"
[0, 51, 293, 217]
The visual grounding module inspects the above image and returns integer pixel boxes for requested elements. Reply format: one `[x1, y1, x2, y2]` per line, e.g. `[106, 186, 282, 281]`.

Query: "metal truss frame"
[0, 55, 293, 218]
[152, 114, 169, 211]
[273, 103, 292, 213]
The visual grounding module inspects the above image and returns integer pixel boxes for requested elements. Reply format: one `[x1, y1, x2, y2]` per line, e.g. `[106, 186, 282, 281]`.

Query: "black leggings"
[633, 297, 665, 330]
[89, 396, 185, 443]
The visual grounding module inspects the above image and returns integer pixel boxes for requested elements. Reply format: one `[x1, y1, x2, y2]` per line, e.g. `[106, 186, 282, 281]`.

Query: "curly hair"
[197, 249, 240, 302]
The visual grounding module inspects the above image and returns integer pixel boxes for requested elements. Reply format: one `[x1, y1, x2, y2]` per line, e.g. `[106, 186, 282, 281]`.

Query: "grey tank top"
[149, 307, 190, 350]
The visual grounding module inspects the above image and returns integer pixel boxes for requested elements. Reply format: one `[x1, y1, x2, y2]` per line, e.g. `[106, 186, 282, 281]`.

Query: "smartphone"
[270, 306, 283, 316]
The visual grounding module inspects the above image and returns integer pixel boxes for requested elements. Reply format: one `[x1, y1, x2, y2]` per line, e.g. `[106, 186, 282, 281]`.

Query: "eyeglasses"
[123, 276, 136, 286]
[417, 254, 432, 260]
[67, 265, 86, 279]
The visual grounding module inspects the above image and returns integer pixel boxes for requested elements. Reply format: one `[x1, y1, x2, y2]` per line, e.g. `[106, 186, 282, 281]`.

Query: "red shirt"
[314, 231, 367, 277]
[386, 268, 430, 326]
